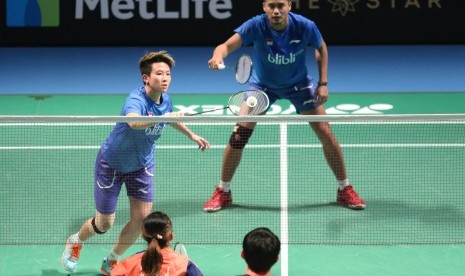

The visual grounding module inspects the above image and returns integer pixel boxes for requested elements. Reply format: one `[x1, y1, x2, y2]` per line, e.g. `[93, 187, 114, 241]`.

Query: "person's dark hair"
[243, 227, 280, 274]
[140, 211, 173, 276]
[139, 50, 175, 76]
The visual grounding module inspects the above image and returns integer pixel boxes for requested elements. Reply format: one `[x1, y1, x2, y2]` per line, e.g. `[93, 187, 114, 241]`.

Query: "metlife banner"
[1, 0, 465, 46]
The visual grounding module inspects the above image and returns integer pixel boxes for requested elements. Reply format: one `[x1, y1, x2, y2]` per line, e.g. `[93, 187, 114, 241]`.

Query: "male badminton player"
[61, 51, 210, 275]
[204, 0, 365, 212]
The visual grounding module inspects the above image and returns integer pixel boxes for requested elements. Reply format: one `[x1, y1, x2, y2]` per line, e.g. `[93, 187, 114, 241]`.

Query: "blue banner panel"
[1, 46, 464, 94]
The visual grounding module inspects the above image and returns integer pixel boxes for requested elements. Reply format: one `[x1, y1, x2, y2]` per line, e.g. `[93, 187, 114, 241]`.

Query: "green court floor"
[1, 92, 465, 116]
[1, 93, 464, 276]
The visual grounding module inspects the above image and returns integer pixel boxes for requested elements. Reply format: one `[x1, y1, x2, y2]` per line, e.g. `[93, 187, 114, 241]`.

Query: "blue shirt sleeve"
[234, 15, 262, 46]
[122, 88, 146, 116]
[304, 19, 323, 49]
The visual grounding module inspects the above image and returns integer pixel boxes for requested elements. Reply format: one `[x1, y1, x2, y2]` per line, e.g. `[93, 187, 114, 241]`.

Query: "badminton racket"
[217, 54, 253, 84]
[189, 90, 269, 116]
[173, 242, 188, 257]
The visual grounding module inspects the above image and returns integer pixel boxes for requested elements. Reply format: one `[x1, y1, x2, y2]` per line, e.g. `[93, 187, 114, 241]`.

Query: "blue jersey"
[100, 87, 172, 174]
[235, 12, 323, 89]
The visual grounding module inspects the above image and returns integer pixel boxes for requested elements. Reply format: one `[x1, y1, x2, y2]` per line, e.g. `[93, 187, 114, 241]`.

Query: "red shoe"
[337, 186, 366, 210]
[203, 187, 232, 212]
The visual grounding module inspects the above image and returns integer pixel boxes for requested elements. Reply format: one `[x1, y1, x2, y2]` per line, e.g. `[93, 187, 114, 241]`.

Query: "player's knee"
[91, 217, 109, 234]
[229, 125, 254, 149]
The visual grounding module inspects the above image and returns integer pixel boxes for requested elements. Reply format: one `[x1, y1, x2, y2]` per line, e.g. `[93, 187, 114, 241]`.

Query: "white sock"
[218, 181, 231, 192]
[107, 250, 120, 261]
[70, 233, 82, 244]
[338, 179, 350, 190]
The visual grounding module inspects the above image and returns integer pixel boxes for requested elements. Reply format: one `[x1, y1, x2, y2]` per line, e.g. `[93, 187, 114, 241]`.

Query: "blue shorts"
[249, 77, 320, 114]
[94, 151, 154, 214]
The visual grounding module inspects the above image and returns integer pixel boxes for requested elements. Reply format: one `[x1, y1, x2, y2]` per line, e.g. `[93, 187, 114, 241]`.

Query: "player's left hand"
[315, 86, 329, 104]
[191, 135, 210, 151]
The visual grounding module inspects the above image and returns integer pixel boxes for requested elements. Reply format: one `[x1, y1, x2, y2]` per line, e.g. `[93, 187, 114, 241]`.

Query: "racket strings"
[248, 91, 269, 115]
[227, 90, 269, 115]
[253, 93, 269, 115]
[235, 55, 252, 84]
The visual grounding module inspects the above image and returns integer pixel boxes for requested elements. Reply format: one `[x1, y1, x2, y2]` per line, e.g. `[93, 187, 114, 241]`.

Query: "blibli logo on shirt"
[7, 0, 60, 27]
[145, 124, 166, 136]
[268, 53, 297, 65]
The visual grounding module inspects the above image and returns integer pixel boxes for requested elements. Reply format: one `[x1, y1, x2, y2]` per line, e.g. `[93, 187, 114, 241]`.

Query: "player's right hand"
[208, 57, 224, 70]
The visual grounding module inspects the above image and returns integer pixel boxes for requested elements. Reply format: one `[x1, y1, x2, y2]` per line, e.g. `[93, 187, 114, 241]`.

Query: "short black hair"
[243, 227, 280, 273]
[139, 50, 175, 76]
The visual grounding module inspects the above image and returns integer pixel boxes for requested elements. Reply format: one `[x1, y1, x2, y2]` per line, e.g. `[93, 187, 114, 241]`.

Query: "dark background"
[1, 1, 464, 95]
[1, 0, 465, 46]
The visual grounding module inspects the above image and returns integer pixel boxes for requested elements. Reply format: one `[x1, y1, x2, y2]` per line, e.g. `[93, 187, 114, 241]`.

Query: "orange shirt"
[112, 248, 191, 276]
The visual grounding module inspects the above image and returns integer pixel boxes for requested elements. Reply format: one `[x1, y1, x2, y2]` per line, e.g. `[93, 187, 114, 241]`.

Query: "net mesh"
[0, 115, 464, 246]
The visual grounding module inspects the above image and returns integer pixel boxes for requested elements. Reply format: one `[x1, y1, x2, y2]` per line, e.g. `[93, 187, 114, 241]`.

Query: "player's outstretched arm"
[126, 112, 158, 129]
[172, 123, 210, 151]
[167, 112, 210, 151]
[208, 33, 243, 70]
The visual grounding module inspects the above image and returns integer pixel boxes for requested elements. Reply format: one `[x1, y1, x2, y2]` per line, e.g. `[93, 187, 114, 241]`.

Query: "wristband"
[318, 82, 328, 87]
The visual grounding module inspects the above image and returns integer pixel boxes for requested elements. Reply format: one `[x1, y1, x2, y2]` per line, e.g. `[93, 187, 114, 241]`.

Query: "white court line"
[1, 143, 465, 150]
[1, 141, 463, 276]
[279, 124, 289, 276]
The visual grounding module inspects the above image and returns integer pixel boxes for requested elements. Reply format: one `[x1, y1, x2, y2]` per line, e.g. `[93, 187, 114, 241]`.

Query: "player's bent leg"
[204, 123, 255, 212]
[228, 124, 255, 149]
[303, 107, 366, 210]
[309, 122, 347, 180]
[94, 212, 115, 233]
[61, 212, 113, 273]
[101, 198, 152, 275]
[89, 212, 116, 275]
[112, 197, 152, 252]
[221, 122, 256, 183]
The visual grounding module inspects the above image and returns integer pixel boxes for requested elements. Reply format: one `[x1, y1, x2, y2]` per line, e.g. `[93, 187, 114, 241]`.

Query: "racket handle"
[217, 64, 226, 70]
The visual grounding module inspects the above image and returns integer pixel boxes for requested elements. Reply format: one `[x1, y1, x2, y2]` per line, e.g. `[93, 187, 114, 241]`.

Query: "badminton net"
[0, 114, 464, 246]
